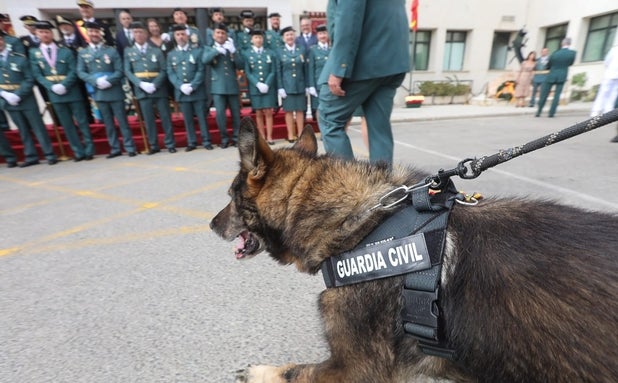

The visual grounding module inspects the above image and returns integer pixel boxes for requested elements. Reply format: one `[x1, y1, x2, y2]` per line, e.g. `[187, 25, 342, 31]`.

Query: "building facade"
[3, 1, 617, 104]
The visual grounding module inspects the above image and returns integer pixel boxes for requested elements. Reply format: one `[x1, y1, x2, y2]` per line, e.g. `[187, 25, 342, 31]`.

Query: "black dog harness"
[321, 179, 460, 360]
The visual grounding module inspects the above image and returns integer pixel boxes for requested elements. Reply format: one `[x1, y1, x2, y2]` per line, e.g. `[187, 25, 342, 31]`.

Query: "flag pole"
[409, 30, 417, 95]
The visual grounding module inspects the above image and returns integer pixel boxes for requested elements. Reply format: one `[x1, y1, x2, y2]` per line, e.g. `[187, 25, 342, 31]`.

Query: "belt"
[45, 75, 67, 82]
[135, 71, 160, 79]
[0, 84, 19, 90]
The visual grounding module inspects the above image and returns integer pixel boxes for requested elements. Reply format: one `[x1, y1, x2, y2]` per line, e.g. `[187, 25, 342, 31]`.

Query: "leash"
[429, 108, 618, 186]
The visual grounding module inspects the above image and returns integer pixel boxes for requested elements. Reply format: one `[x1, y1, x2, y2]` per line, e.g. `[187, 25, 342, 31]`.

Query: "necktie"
[47, 47, 52, 57]
[66, 38, 73, 45]
[142, 47, 146, 55]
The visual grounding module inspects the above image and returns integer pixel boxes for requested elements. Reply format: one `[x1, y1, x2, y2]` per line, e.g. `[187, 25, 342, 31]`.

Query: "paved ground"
[1, 102, 616, 383]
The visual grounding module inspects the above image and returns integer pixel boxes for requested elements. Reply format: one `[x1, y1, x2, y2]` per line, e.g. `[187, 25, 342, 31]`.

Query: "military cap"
[20, 15, 38, 25]
[213, 22, 229, 32]
[84, 21, 102, 29]
[56, 15, 73, 26]
[268, 12, 281, 18]
[240, 10, 254, 19]
[129, 21, 145, 30]
[280, 26, 295, 36]
[250, 28, 264, 36]
[316, 24, 327, 33]
[210, 7, 223, 14]
[0, 14, 9, 22]
[76, 0, 94, 7]
[34, 20, 54, 29]
[170, 24, 186, 32]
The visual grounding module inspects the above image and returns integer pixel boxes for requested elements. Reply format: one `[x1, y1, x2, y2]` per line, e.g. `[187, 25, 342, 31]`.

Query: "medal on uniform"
[104, 54, 110, 64]
[189, 54, 195, 64]
[35, 51, 42, 58]
[6, 43, 12, 51]
[300, 54, 304, 62]
[39, 61, 45, 69]
[51, 67, 57, 75]
[191, 34, 197, 44]
[151, 54, 157, 62]
[266, 55, 271, 63]
[9, 63, 18, 71]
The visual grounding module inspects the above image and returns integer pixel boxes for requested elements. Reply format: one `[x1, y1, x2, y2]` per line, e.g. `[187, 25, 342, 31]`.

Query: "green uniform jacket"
[320, 0, 409, 83]
[30, 44, 82, 103]
[167, 46, 206, 102]
[205, 28, 236, 47]
[124, 45, 169, 100]
[276, 46, 308, 94]
[547, 48, 577, 83]
[236, 29, 252, 54]
[3, 34, 26, 55]
[77, 45, 126, 102]
[243, 48, 277, 97]
[307, 44, 330, 89]
[265, 30, 283, 51]
[170, 26, 202, 48]
[203, 46, 244, 95]
[0, 51, 37, 111]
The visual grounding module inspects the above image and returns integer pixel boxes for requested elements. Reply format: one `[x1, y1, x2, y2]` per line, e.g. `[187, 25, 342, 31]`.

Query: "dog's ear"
[238, 117, 274, 177]
[293, 124, 318, 156]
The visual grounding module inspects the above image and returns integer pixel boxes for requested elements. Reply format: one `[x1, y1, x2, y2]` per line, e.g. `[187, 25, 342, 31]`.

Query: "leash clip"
[370, 181, 430, 211]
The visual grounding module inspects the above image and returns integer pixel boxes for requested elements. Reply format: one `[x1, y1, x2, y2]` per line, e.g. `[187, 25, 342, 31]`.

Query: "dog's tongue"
[234, 233, 247, 259]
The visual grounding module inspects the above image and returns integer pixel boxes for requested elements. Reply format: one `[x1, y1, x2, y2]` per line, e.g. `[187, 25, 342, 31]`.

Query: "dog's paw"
[235, 365, 287, 383]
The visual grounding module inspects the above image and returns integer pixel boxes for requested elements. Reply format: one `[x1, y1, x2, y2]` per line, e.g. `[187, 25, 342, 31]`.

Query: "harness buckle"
[401, 288, 439, 332]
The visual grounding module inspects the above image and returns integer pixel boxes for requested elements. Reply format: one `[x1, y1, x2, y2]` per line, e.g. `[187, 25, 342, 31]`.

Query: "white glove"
[139, 82, 156, 94]
[215, 45, 226, 55]
[223, 39, 236, 54]
[161, 33, 171, 42]
[256, 82, 269, 94]
[278, 88, 287, 99]
[96, 76, 112, 89]
[180, 83, 193, 95]
[51, 84, 67, 95]
[308, 87, 318, 97]
[0, 91, 20, 105]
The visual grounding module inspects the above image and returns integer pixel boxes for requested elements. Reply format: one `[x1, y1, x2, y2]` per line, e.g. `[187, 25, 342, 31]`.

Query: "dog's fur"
[210, 122, 618, 383]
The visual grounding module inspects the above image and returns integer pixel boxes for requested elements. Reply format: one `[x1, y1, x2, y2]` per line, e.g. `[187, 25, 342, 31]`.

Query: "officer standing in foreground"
[203, 23, 243, 148]
[77, 21, 137, 158]
[124, 21, 176, 154]
[167, 24, 212, 151]
[0, 33, 58, 167]
[30, 20, 94, 161]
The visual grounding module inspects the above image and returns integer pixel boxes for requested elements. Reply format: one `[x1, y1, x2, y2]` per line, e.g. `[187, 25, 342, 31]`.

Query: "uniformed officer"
[30, 20, 94, 161]
[236, 10, 255, 54]
[0, 33, 58, 167]
[19, 15, 40, 54]
[77, 21, 137, 158]
[167, 24, 212, 151]
[0, 15, 25, 54]
[205, 8, 236, 47]
[56, 15, 87, 52]
[124, 21, 176, 154]
[243, 29, 277, 144]
[276, 26, 308, 142]
[170, 9, 201, 49]
[307, 24, 330, 122]
[203, 23, 244, 148]
[265, 12, 283, 51]
[74, 0, 115, 47]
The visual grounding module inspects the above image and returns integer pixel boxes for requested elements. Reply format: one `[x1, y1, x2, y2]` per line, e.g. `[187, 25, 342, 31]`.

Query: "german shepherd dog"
[210, 122, 618, 383]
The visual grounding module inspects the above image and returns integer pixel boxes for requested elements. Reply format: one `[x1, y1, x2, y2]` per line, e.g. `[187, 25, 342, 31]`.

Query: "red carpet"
[1, 108, 318, 162]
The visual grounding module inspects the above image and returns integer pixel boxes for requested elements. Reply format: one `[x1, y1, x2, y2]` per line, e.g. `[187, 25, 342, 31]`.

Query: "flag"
[410, 0, 419, 32]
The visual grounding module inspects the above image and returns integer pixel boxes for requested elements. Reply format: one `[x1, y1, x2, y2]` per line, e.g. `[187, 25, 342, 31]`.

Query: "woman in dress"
[514, 51, 536, 107]
[146, 18, 173, 55]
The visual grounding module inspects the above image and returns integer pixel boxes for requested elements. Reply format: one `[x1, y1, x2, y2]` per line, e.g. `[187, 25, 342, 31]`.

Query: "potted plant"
[405, 94, 425, 108]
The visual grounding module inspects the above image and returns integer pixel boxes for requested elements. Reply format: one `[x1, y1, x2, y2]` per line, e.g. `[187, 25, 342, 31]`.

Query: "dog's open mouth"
[234, 230, 262, 259]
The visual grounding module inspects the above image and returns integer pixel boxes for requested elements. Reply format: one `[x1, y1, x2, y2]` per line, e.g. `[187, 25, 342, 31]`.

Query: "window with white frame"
[443, 31, 466, 71]
[411, 30, 431, 71]
[582, 12, 618, 62]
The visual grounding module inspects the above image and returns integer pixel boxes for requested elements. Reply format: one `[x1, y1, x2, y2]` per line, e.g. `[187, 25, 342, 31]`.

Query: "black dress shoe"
[147, 148, 160, 155]
[185, 145, 196, 152]
[19, 160, 40, 168]
[85, 155, 94, 161]
[168, 148, 177, 153]
[7, 162, 17, 168]
[74, 156, 84, 162]
[128, 152, 138, 157]
[229, 140, 237, 147]
[204, 144, 214, 150]
[106, 152, 122, 159]
[48, 159, 58, 165]
[219, 142, 229, 149]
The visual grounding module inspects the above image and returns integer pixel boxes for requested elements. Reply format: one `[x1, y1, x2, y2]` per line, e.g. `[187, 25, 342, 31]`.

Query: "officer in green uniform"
[167, 24, 212, 151]
[265, 12, 283, 51]
[318, 0, 409, 165]
[307, 24, 330, 122]
[77, 21, 137, 158]
[0, 33, 58, 167]
[30, 20, 94, 161]
[236, 10, 255, 54]
[205, 8, 236, 46]
[536, 37, 577, 118]
[243, 28, 277, 144]
[0, 15, 25, 132]
[203, 23, 244, 148]
[124, 21, 176, 154]
[276, 26, 308, 142]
